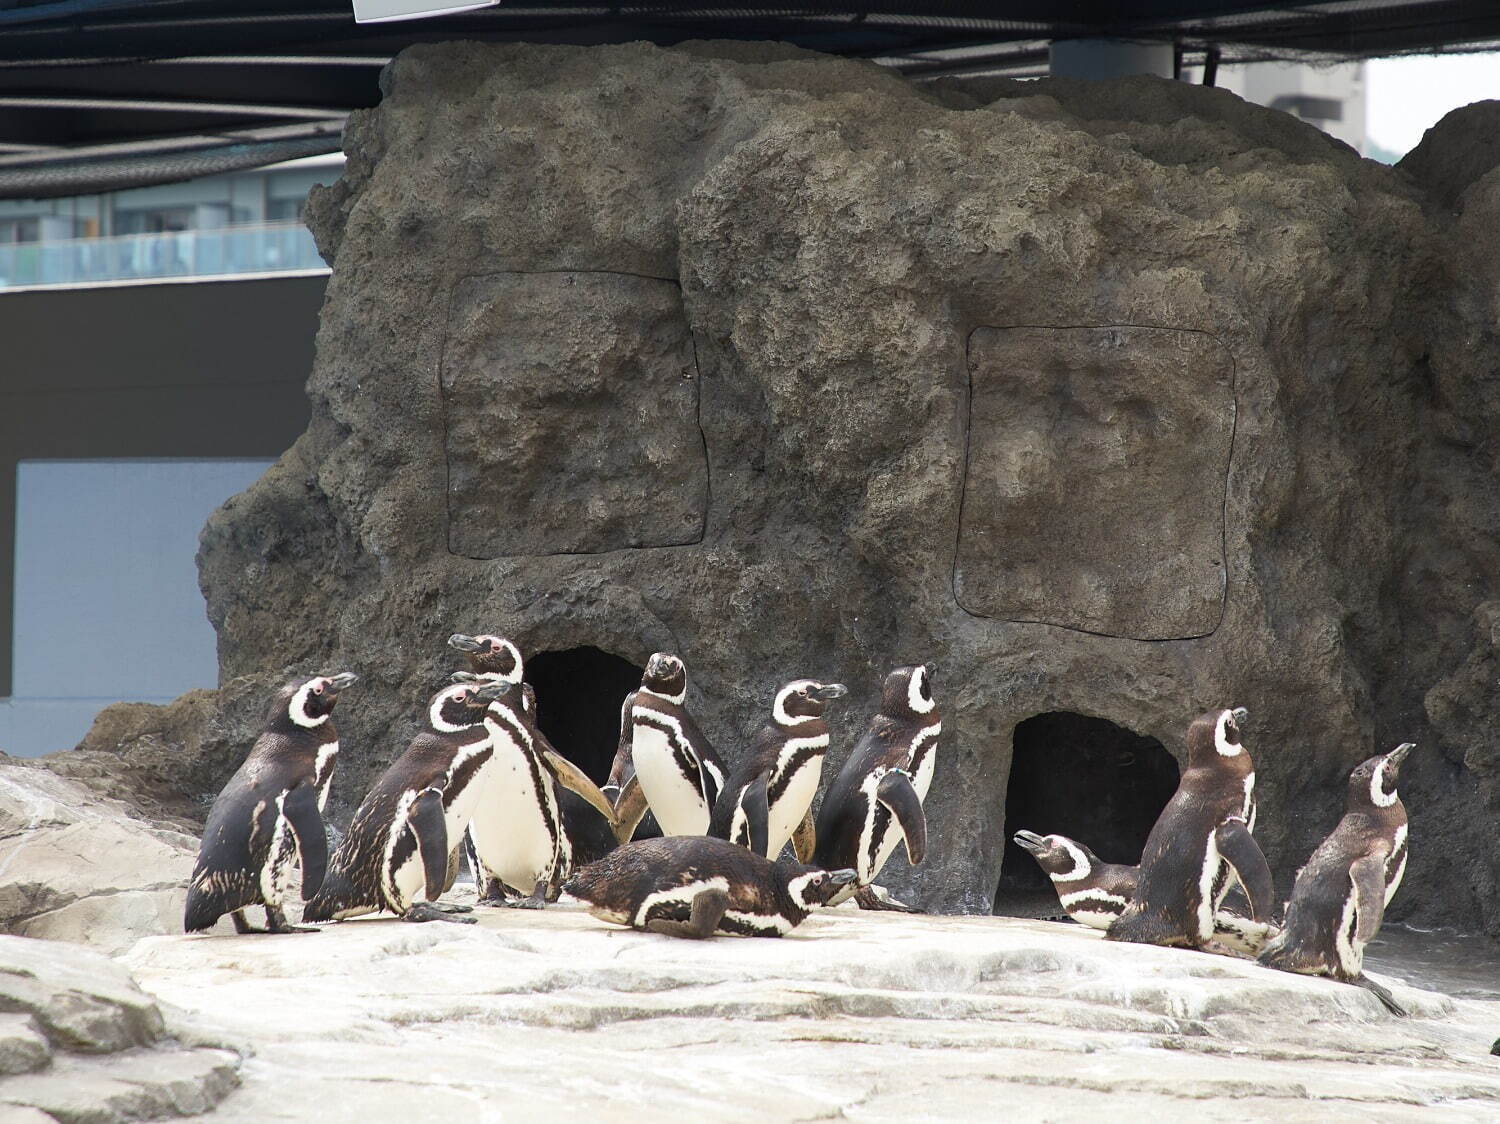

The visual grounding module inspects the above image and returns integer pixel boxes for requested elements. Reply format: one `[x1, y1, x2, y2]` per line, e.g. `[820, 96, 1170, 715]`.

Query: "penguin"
[447, 632, 524, 901]
[184, 672, 356, 935]
[565, 835, 857, 939]
[1259, 742, 1415, 1015]
[301, 680, 508, 924]
[459, 674, 621, 907]
[607, 652, 726, 840]
[1013, 830, 1278, 955]
[814, 664, 940, 911]
[708, 679, 848, 860]
[1106, 707, 1277, 950]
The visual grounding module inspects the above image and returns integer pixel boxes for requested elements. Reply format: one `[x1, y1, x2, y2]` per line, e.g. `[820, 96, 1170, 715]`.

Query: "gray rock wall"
[82, 43, 1500, 932]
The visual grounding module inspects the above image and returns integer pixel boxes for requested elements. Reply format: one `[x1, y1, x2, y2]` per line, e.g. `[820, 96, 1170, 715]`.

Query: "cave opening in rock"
[523, 646, 643, 785]
[994, 711, 1180, 914]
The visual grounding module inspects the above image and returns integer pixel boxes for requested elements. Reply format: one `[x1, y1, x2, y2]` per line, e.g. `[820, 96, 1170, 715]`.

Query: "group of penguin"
[1014, 707, 1414, 1014]
[183, 636, 1413, 1012]
[185, 635, 938, 942]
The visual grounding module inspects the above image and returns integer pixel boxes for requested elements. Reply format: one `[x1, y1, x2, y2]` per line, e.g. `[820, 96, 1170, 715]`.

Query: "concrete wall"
[0, 275, 323, 754]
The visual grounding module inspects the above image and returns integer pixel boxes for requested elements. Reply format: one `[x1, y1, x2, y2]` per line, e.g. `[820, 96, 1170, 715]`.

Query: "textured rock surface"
[0, 765, 198, 954]
[64, 42, 1500, 935]
[121, 903, 1500, 1121]
[0, 934, 239, 1122]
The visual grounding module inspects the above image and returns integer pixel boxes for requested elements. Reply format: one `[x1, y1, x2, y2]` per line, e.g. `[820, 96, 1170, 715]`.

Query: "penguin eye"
[312, 684, 324, 696]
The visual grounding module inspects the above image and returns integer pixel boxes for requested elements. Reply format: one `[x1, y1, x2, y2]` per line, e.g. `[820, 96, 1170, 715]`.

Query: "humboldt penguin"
[447, 632, 524, 900]
[709, 679, 847, 860]
[459, 674, 621, 907]
[302, 680, 508, 924]
[1106, 707, 1276, 950]
[1013, 830, 1277, 955]
[566, 835, 856, 938]
[608, 652, 726, 840]
[1259, 742, 1415, 1015]
[813, 664, 939, 911]
[184, 672, 357, 934]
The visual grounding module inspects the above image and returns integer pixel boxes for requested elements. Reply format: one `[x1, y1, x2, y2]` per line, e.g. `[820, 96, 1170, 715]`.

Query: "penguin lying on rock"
[710, 679, 847, 860]
[303, 679, 508, 924]
[185, 672, 356, 935]
[1259, 742, 1415, 1015]
[815, 664, 939, 912]
[566, 836, 856, 938]
[1107, 707, 1277, 951]
[1013, 830, 1278, 956]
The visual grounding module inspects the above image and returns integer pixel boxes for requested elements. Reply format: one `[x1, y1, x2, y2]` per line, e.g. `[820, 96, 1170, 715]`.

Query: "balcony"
[0, 222, 327, 290]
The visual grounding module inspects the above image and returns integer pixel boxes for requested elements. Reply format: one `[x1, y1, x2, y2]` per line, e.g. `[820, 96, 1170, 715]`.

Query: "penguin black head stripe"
[1348, 741, 1412, 809]
[641, 653, 687, 704]
[431, 680, 509, 732]
[1184, 705, 1248, 766]
[449, 633, 523, 681]
[273, 672, 358, 732]
[773, 680, 848, 724]
[1012, 831, 1098, 882]
[882, 664, 936, 718]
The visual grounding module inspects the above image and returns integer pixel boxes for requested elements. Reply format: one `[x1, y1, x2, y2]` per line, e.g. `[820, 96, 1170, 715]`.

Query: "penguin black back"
[814, 665, 939, 901]
[1260, 743, 1413, 1000]
[185, 673, 356, 934]
[1107, 707, 1275, 948]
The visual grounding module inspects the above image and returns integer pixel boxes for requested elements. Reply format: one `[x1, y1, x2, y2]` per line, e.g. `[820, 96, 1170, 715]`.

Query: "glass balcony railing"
[0, 222, 327, 289]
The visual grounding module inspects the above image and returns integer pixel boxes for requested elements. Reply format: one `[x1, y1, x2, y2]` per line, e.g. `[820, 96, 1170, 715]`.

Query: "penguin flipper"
[644, 887, 729, 940]
[1215, 818, 1275, 922]
[792, 808, 817, 864]
[876, 770, 928, 866]
[613, 775, 651, 844]
[281, 784, 329, 901]
[1350, 854, 1388, 945]
[407, 789, 450, 901]
[742, 775, 770, 858]
[544, 750, 619, 827]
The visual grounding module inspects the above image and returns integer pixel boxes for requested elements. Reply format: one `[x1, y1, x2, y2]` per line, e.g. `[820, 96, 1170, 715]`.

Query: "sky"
[1366, 52, 1500, 156]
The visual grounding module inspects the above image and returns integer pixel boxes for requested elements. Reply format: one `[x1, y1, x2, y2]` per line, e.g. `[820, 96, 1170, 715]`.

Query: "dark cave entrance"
[994, 711, 1180, 914]
[524, 646, 643, 785]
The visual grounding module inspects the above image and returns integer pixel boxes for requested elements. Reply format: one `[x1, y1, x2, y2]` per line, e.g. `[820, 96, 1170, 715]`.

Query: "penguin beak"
[828, 869, 857, 886]
[924, 662, 939, 680]
[451, 671, 484, 685]
[813, 683, 848, 702]
[1386, 742, 1415, 768]
[1013, 830, 1047, 856]
[1230, 707, 1248, 724]
[449, 634, 485, 653]
[324, 672, 358, 693]
[471, 681, 508, 703]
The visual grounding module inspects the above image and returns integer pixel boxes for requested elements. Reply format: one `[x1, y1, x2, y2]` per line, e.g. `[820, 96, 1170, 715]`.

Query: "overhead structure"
[0, 0, 1496, 185]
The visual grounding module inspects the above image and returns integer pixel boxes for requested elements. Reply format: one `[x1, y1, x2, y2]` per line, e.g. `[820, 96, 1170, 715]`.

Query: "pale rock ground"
[119, 893, 1500, 1123]
[0, 764, 197, 955]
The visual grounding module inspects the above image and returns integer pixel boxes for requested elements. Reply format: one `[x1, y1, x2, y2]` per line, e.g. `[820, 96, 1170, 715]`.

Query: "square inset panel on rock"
[956, 326, 1233, 640]
[442, 272, 708, 557]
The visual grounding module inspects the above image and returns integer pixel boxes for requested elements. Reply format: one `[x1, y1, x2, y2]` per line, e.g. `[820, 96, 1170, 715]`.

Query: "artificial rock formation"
[75, 45, 1500, 933]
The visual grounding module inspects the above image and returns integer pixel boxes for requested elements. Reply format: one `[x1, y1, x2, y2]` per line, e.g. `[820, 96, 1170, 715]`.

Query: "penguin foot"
[1201, 939, 1256, 960]
[422, 902, 474, 915]
[855, 885, 922, 913]
[230, 910, 265, 935]
[403, 903, 478, 925]
[1353, 975, 1408, 1017]
[644, 888, 729, 939]
[504, 895, 546, 910]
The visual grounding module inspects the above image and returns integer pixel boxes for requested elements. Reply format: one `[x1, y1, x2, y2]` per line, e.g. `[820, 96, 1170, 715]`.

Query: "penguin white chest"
[633, 721, 709, 836]
[469, 748, 557, 890]
[766, 737, 826, 857]
[441, 743, 493, 843]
